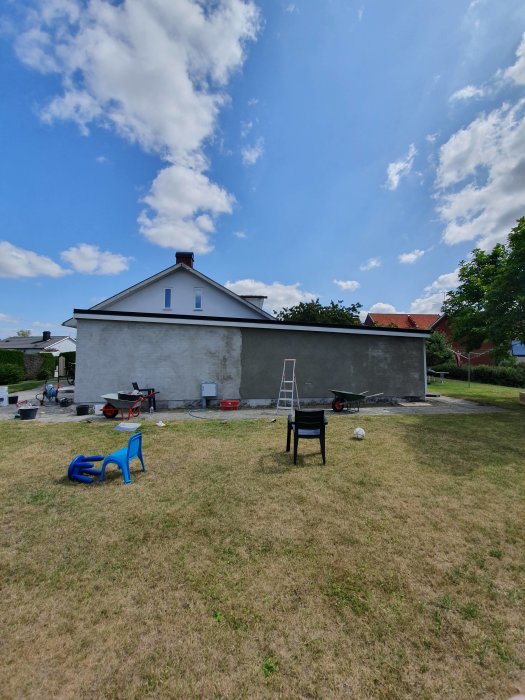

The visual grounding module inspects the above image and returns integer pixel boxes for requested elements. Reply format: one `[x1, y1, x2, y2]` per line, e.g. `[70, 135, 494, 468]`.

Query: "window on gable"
[164, 288, 172, 309]
[194, 287, 203, 310]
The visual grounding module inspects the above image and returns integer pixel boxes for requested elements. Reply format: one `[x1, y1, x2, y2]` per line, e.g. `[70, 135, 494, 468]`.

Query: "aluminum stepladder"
[276, 358, 300, 412]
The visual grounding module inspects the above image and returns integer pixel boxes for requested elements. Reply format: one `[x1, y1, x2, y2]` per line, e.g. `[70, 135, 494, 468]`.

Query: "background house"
[364, 313, 494, 366]
[0, 331, 76, 356]
[511, 341, 525, 365]
[65, 253, 431, 406]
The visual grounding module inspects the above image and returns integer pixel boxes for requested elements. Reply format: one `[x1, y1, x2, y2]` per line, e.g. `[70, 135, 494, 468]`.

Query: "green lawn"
[1, 411, 524, 698]
[7, 378, 45, 393]
[429, 377, 524, 411]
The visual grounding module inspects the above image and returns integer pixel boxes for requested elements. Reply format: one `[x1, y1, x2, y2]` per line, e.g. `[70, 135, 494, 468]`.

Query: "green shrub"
[39, 353, 56, 377]
[432, 362, 525, 387]
[0, 364, 25, 384]
[426, 332, 455, 367]
[0, 349, 24, 368]
[37, 368, 50, 380]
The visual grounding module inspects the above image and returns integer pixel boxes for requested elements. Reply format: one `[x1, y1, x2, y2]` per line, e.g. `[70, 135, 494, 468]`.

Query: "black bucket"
[76, 404, 90, 416]
[19, 406, 38, 420]
[8, 395, 18, 405]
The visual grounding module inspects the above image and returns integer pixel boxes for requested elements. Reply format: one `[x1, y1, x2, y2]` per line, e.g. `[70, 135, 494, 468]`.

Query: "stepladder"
[276, 358, 300, 412]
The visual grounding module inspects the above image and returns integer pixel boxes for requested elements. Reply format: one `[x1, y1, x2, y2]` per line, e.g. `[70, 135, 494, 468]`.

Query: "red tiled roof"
[366, 313, 441, 330]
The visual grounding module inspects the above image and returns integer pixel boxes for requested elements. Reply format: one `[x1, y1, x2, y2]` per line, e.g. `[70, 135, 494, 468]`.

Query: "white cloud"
[0, 313, 17, 323]
[502, 32, 525, 85]
[15, 0, 260, 253]
[233, 230, 247, 239]
[398, 249, 425, 264]
[61, 244, 131, 275]
[357, 6, 364, 21]
[139, 165, 234, 252]
[225, 279, 317, 314]
[449, 84, 484, 102]
[333, 279, 360, 291]
[247, 97, 259, 107]
[426, 132, 438, 144]
[368, 303, 397, 314]
[285, 4, 298, 14]
[240, 120, 253, 137]
[385, 144, 417, 190]
[409, 270, 459, 314]
[359, 257, 381, 271]
[0, 241, 69, 278]
[410, 293, 444, 314]
[424, 270, 460, 293]
[435, 98, 525, 248]
[96, 155, 107, 163]
[241, 137, 264, 165]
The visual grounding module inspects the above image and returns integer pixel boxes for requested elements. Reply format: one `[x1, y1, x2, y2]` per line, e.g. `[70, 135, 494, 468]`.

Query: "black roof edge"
[72, 308, 431, 334]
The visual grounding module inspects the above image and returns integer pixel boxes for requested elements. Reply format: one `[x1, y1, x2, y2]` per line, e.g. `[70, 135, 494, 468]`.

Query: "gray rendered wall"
[239, 328, 426, 400]
[74, 319, 242, 406]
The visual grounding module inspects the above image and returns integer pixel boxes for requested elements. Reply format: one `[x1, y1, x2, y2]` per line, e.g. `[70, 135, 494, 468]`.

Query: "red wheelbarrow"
[330, 389, 383, 413]
[100, 391, 156, 420]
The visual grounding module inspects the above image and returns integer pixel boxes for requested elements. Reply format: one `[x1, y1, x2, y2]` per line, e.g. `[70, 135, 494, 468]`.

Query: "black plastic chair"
[132, 382, 156, 411]
[286, 409, 327, 465]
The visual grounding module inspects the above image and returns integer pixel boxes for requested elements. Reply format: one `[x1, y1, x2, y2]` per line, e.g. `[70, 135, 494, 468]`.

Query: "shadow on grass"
[255, 448, 326, 475]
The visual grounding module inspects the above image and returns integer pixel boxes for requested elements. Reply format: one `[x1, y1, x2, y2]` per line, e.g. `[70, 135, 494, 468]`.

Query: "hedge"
[432, 362, 525, 388]
[40, 353, 57, 377]
[0, 363, 25, 384]
[0, 349, 24, 368]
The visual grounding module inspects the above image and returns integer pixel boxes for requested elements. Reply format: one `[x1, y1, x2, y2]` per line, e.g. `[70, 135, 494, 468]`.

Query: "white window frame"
[194, 287, 203, 311]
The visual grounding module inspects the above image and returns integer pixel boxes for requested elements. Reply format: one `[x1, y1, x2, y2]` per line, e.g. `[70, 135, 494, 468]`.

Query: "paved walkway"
[0, 388, 505, 424]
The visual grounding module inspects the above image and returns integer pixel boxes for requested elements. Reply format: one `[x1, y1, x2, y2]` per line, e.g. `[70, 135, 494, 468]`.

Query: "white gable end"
[101, 267, 267, 319]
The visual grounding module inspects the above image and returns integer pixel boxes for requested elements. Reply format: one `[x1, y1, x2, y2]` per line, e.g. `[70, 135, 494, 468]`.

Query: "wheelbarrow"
[330, 389, 383, 413]
[100, 391, 156, 420]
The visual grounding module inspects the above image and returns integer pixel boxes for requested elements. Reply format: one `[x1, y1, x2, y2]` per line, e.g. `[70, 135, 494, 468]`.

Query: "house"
[64, 253, 432, 406]
[0, 331, 76, 356]
[511, 341, 525, 365]
[364, 313, 494, 366]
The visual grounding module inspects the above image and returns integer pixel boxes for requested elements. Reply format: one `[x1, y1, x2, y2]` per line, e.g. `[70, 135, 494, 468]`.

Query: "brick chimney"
[175, 252, 194, 268]
[42, 331, 51, 342]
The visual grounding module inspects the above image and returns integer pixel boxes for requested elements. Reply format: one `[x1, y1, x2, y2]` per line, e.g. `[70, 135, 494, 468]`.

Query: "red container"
[220, 400, 239, 410]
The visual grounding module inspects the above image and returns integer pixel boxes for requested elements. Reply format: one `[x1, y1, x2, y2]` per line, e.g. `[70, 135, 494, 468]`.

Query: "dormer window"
[164, 288, 172, 309]
[194, 288, 202, 310]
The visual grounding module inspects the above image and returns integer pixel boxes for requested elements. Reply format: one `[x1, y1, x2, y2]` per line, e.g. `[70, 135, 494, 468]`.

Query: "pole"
[468, 352, 471, 388]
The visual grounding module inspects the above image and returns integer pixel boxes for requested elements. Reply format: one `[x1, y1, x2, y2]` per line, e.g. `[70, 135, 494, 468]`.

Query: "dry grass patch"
[1, 413, 524, 699]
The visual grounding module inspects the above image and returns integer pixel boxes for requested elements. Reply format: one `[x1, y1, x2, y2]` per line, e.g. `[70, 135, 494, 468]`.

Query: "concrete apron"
[0, 388, 506, 423]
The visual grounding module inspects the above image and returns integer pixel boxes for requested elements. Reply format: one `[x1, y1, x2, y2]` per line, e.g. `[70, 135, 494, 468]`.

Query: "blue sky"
[1, 0, 525, 338]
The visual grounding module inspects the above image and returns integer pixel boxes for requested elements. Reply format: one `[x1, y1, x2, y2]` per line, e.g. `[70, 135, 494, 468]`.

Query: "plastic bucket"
[19, 406, 38, 420]
[76, 404, 90, 416]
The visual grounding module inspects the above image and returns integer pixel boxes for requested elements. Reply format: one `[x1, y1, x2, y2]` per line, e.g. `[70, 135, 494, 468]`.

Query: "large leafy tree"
[442, 217, 525, 356]
[486, 218, 525, 347]
[275, 298, 362, 325]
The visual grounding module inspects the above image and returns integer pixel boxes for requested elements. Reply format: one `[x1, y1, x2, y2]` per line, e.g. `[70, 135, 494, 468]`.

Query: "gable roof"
[365, 313, 442, 330]
[0, 335, 74, 351]
[89, 261, 274, 320]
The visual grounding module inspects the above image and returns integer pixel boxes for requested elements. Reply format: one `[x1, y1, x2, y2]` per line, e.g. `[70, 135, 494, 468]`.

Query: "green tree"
[275, 298, 362, 325]
[442, 217, 525, 358]
[485, 218, 525, 347]
[16, 330, 31, 337]
[426, 331, 455, 367]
